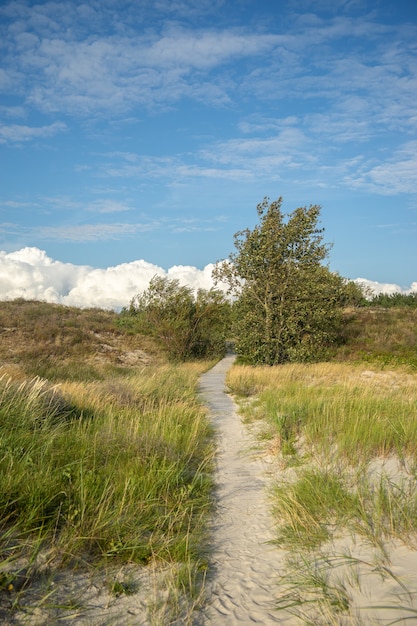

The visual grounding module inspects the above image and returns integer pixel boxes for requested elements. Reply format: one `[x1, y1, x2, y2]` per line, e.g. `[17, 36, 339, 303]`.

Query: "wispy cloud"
[0, 121, 67, 144]
[34, 221, 159, 242]
[0, 204, 224, 243]
[41, 197, 133, 214]
[346, 141, 417, 195]
[1, 2, 416, 162]
[1, 2, 282, 116]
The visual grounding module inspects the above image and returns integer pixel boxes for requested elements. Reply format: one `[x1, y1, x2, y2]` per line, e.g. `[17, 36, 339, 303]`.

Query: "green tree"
[124, 275, 230, 361]
[366, 291, 417, 308]
[214, 197, 349, 365]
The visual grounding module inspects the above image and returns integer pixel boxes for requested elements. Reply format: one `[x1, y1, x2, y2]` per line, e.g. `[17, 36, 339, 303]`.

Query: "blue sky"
[1, 0, 416, 307]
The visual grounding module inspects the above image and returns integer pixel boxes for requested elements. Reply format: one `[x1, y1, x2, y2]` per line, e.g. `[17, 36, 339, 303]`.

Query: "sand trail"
[198, 355, 287, 625]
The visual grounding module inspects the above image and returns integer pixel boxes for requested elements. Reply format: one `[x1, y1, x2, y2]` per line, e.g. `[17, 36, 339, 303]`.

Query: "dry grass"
[0, 299, 215, 624]
[333, 306, 417, 369]
[227, 310, 417, 623]
[0, 299, 163, 382]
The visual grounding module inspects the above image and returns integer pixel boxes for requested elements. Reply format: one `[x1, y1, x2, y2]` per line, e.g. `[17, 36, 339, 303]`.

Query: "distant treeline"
[363, 292, 417, 308]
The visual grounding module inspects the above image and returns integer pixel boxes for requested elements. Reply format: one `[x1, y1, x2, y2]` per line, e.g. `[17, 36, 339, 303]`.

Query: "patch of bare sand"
[0, 560, 193, 625]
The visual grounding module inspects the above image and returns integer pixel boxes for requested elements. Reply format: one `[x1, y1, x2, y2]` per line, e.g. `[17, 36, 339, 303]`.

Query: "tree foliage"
[214, 197, 350, 365]
[365, 291, 417, 308]
[124, 276, 230, 361]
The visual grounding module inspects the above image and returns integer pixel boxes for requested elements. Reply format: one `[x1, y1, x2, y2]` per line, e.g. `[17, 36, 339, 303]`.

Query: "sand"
[198, 355, 288, 625]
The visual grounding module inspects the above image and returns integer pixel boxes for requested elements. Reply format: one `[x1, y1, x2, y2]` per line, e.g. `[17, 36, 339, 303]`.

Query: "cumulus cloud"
[0, 247, 221, 310]
[0, 247, 415, 312]
[354, 278, 417, 297]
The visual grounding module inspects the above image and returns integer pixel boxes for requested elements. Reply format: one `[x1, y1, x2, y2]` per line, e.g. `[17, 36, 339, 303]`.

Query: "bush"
[123, 276, 231, 361]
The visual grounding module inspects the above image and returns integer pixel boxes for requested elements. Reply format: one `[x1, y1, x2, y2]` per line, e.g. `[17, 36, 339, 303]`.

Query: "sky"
[0, 0, 416, 310]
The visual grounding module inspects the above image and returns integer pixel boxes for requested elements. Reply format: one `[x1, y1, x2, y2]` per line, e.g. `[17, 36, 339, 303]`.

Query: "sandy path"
[198, 355, 287, 625]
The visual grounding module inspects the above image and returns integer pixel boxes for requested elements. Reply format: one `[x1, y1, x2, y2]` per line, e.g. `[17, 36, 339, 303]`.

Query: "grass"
[226, 308, 417, 623]
[272, 468, 359, 549]
[0, 299, 216, 623]
[228, 361, 417, 463]
[3, 299, 417, 622]
[333, 306, 417, 369]
[0, 299, 161, 381]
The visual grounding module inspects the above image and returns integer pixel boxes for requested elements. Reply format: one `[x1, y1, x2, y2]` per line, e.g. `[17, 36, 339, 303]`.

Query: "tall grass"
[0, 360, 214, 620]
[228, 362, 417, 462]
[227, 361, 417, 622]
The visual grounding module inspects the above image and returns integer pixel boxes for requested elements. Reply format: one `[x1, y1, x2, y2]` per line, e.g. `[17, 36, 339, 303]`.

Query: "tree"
[213, 197, 348, 365]
[124, 275, 230, 361]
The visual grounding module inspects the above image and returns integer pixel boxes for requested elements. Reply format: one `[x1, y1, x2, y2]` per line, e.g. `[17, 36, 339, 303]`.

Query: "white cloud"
[36, 223, 152, 242]
[1, 247, 414, 312]
[102, 126, 311, 183]
[0, 121, 67, 144]
[0, 247, 222, 310]
[87, 199, 132, 214]
[346, 141, 417, 195]
[2, 12, 281, 115]
[0, 248, 90, 304]
[354, 278, 417, 297]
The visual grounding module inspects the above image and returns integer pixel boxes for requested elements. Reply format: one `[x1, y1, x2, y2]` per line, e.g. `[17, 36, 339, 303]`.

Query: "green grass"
[0, 365, 214, 564]
[227, 360, 417, 623]
[228, 362, 417, 463]
[0, 300, 216, 622]
[272, 468, 358, 549]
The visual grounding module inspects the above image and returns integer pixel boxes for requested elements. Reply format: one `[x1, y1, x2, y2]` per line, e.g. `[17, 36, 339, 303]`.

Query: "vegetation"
[123, 275, 231, 361]
[0, 300, 215, 623]
[365, 291, 417, 308]
[0, 298, 161, 381]
[226, 307, 417, 623]
[214, 197, 354, 365]
[335, 306, 417, 370]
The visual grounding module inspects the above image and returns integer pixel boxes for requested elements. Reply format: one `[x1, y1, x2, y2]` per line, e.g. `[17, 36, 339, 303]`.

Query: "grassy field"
[0, 300, 215, 623]
[2, 300, 417, 624]
[227, 307, 417, 624]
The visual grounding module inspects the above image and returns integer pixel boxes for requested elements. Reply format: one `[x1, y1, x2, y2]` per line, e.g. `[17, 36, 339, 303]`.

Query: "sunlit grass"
[0, 358, 215, 621]
[227, 362, 417, 462]
[227, 360, 417, 623]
